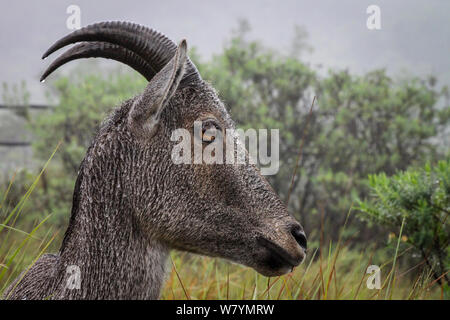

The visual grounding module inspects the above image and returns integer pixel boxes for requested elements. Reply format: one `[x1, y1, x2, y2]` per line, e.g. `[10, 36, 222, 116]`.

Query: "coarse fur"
[5, 33, 306, 300]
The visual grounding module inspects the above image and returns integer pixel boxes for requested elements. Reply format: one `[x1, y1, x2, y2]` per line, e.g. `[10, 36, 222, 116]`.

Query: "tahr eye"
[202, 119, 221, 143]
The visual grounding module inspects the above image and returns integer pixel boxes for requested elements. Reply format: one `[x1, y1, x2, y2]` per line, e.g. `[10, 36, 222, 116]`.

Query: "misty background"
[1, 0, 449, 102]
[0, 0, 449, 171]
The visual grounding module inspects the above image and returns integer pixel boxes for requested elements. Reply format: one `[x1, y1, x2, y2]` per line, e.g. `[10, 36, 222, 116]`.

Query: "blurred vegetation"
[194, 23, 449, 247]
[0, 22, 448, 298]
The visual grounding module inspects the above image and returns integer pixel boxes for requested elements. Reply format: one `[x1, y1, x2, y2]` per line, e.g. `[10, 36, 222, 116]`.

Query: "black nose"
[291, 225, 307, 250]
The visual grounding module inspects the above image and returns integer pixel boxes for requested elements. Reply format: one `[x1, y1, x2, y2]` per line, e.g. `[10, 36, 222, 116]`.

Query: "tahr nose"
[290, 224, 307, 250]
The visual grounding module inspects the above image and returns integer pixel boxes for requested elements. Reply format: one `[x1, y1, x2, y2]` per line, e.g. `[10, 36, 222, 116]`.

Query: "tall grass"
[0, 144, 60, 296]
[163, 237, 442, 300]
[162, 208, 443, 300]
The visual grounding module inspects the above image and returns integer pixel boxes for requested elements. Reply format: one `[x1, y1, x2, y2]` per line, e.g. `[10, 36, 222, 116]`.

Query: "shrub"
[357, 160, 450, 286]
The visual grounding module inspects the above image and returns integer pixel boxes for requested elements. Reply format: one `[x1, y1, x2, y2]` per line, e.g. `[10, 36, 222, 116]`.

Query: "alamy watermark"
[66, 5, 81, 30]
[66, 265, 81, 290]
[366, 5, 381, 30]
[170, 121, 279, 175]
[366, 265, 381, 289]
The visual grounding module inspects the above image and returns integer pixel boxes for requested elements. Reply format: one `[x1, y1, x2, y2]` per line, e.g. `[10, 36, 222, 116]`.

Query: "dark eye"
[202, 119, 221, 143]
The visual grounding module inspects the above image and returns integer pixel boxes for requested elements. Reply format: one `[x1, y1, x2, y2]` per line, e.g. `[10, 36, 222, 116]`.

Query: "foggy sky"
[1, 0, 449, 103]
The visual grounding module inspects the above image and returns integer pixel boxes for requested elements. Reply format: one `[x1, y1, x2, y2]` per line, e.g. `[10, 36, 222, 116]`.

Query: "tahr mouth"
[256, 236, 302, 269]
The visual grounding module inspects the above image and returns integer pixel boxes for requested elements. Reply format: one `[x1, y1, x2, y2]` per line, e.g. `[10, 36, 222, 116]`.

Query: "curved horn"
[41, 21, 201, 85]
[40, 42, 157, 82]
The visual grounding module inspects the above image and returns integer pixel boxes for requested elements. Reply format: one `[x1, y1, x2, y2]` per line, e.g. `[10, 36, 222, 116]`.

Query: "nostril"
[291, 225, 307, 250]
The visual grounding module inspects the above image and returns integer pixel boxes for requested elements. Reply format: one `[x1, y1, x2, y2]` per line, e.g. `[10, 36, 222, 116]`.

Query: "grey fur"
[5, 32, 306, 300]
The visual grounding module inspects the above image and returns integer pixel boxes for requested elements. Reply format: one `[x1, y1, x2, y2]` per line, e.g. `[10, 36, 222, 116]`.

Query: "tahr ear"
[129, 39, 187, 134]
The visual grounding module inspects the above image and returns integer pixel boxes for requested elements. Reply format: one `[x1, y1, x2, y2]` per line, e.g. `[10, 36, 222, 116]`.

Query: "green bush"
[357, 160, 450, 285]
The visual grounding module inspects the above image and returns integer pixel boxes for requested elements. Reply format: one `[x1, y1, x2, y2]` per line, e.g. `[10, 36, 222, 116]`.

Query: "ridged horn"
[40, 42, 157, 82]
[41, 21, 201, 85]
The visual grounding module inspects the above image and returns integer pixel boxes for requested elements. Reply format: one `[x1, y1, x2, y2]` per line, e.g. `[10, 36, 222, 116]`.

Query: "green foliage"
[357, 160, 450, 285]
